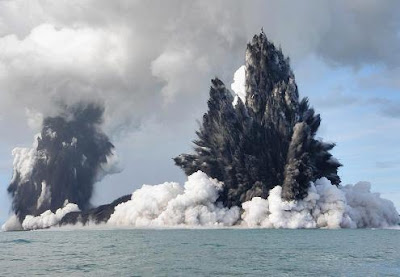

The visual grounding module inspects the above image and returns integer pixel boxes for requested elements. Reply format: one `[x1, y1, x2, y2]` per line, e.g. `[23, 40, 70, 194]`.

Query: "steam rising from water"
[107, 172, 399, 229]
[3, 171, 398, 231]
[22, 203, 80, 230]
[108, 171, 240, 227]
[242, 178, 399, 228]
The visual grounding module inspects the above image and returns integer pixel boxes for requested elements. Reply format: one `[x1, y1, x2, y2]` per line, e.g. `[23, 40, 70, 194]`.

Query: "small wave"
[0, 239, 32, 244]
[201, 243, 225, 248]
[11, 239, 31, 244]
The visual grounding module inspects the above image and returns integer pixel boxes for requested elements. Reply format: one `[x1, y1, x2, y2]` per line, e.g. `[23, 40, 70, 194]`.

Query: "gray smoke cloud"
[0, 0, 398, 137]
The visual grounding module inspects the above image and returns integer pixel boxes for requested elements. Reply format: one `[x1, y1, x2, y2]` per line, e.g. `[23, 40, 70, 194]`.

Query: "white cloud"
[151, 49, 210, 101]
[108, 171, 240, 227]
[21, 203, 80, 230]
[0, 23, 128, 115]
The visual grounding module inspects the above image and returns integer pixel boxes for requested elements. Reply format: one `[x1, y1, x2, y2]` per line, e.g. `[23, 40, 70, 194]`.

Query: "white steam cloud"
[108, 173, 399, 229]
[2, 203, 80, 231]
[108, 171, 240, 227]
[231, 65, 246, 106]
[11, 145, 39, 184]
[1, 214, 22, 232]
[4, 171, 398, 231]
[21, 203, 80, 231]
[36, 181, 51, 209]
[242, 178, 399, 229]
[95, 149, 122, 182]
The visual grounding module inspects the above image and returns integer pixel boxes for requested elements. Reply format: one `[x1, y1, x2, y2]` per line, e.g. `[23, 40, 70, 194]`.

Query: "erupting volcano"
[3, 32, 398, 231]
[175, 32, 342, 207]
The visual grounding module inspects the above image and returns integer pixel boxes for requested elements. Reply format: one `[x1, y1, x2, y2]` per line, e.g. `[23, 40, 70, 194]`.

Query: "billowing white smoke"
[4, 171, 398, 231]
[11, 134, 41, 184]
[241, 178, 399, 229]
[108, 171, 240, 227]
[21, 203, 80, 231]
[1, 214, 22, 232]
[231, 65, 246, 106]
[341, 182, 399, 228]
[95, 149, 122, 182]
[2, 203, 80, 231]
[36, 181, 51, 209]
[109, 172, 398, 229]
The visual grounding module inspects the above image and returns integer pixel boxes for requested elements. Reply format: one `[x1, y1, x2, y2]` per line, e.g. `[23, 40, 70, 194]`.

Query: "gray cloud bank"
[0, 0, 399, 137]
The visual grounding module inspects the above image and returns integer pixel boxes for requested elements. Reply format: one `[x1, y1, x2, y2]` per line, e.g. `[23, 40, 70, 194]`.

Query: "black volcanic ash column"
[174, 31, 342, 206]
[8, 103, 119, 222]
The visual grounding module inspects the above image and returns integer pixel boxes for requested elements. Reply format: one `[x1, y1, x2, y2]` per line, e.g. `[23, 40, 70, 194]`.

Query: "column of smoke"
[3, 103, 120, 230]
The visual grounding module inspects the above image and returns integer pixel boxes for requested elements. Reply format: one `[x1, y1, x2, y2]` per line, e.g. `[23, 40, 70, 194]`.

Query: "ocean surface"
[0, 228, 399, 276]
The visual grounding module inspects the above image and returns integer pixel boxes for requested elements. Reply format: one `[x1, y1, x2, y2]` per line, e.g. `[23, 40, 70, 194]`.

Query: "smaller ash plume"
[174, 31, 342, 207]
[6, 103, 119, 225]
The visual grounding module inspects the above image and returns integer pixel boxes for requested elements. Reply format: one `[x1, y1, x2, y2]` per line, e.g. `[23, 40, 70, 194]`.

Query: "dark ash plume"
[174, 32, 342, 206]
[7, 103, 118, 222]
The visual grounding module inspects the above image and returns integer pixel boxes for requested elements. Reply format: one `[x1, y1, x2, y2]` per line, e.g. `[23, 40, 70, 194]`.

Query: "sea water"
[0, 228, 399, 276]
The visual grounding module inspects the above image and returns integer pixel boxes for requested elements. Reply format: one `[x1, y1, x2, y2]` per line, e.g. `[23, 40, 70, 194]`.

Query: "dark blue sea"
[1, 228, 399, 276]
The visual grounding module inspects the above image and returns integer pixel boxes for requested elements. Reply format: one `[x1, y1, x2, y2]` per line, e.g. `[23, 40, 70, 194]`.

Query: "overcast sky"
[0, 0, 399, 223]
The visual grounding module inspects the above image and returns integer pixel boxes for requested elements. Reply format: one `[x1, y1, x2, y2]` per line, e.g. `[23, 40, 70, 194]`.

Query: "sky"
[0, 0, 399, 224]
